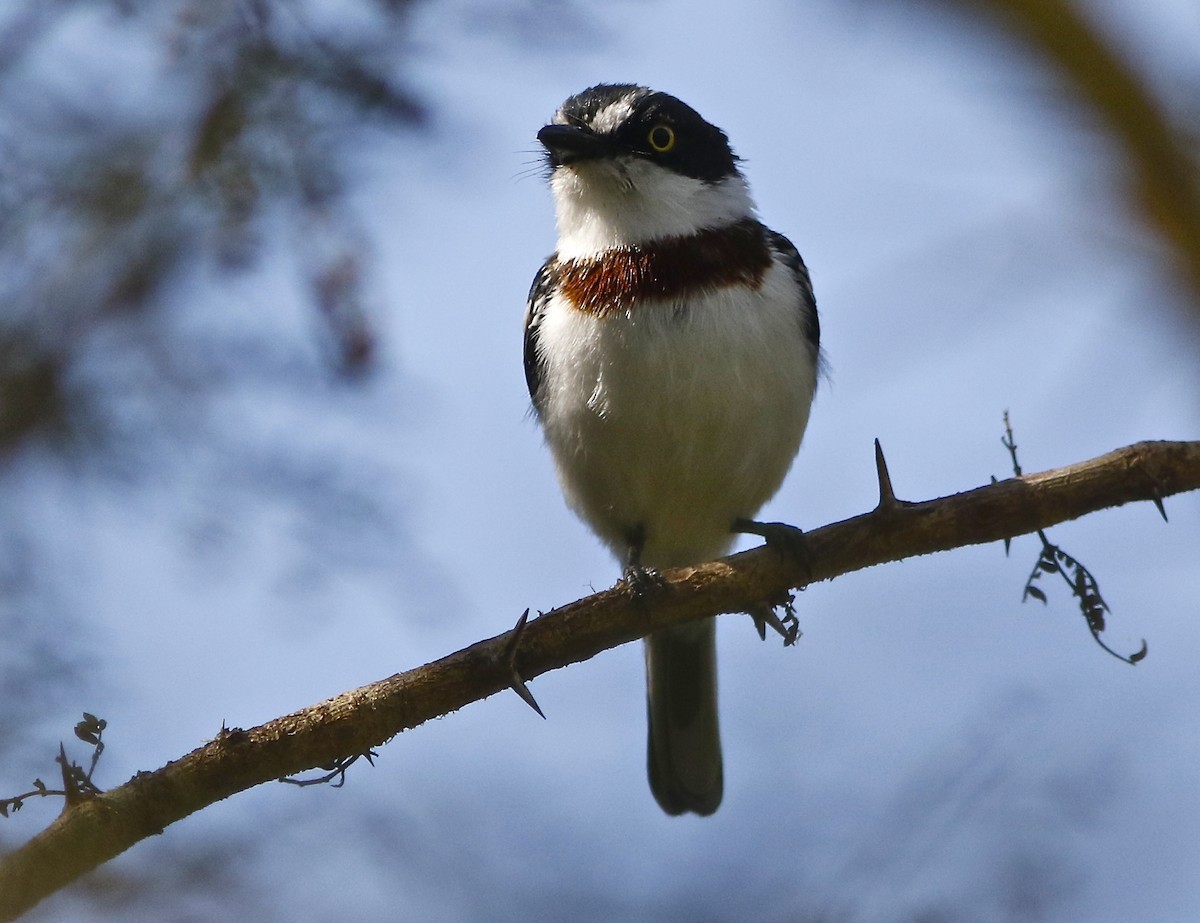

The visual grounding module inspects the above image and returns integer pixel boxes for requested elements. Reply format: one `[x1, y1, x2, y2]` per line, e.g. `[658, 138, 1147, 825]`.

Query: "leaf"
[1130, 641, 1149, 663]
[1024, 585, 1047, 604]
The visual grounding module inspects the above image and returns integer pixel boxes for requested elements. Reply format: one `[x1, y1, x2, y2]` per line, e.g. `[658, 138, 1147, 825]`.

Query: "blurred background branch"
[0, 0, 425, 452]
[949, 0, 1200, 324]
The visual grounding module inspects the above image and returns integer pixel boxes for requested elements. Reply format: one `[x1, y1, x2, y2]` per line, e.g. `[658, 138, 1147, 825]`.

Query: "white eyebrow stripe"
[589, 96, 639, 133]
[552, 88, 653, 133]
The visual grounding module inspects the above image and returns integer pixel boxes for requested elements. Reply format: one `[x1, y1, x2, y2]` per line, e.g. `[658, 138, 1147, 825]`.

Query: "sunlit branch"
[1, 438, 1198, 920]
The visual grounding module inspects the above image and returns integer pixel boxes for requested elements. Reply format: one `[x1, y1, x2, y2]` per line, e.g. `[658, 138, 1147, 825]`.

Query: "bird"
[523, 84, 820, 816]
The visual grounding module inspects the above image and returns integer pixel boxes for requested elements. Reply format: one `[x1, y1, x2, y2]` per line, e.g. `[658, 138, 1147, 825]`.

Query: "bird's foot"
[748, 600, 802, 647]
[620, 524, 666, 601]
[621, 564, 667, 601]
[733, 517, 811, 574]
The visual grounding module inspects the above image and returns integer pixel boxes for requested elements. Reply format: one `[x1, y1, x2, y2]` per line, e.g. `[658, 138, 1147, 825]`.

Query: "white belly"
[537, 264, 817, 568]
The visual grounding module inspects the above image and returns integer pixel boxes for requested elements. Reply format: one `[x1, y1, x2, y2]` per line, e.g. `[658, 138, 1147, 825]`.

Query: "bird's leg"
[621, 523, 665, 599]
[733, 518, 808, 645]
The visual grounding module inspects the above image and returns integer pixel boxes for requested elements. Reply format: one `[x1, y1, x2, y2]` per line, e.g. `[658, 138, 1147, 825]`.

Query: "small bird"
[524, 84, 820, 816]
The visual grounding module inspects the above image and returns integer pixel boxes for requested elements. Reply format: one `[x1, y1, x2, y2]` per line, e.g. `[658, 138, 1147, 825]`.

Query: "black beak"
[537, 124, 615, 166]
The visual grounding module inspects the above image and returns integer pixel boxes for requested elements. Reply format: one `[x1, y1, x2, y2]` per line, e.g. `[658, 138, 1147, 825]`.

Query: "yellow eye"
[647, 124, 676, 153]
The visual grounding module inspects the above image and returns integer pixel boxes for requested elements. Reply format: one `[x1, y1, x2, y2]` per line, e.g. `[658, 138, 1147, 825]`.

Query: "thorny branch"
[1, 438, 1198, 920]
[1001, 414, 1148, 664]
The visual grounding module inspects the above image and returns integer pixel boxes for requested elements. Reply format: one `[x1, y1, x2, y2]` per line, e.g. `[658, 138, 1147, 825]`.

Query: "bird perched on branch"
[524, 84, 820, 815]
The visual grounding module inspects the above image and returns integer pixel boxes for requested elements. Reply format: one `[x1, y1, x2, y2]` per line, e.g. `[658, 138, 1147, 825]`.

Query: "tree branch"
[951, 0, 1200, 320]
[2, 439, 1199, 919]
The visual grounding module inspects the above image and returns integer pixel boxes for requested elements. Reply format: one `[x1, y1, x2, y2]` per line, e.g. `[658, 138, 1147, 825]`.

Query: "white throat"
[550, 160, 756, 260]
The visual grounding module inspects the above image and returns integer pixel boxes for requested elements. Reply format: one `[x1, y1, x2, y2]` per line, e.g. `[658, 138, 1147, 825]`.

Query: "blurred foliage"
[0, 2, 428, 901]
[946, 0, 1200, 328]
[1, 714, 107, 819]
[0, 0, 426, 453]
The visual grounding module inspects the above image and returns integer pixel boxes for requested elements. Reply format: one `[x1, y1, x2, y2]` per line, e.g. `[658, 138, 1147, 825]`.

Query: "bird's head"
[538, 84, 755, 259]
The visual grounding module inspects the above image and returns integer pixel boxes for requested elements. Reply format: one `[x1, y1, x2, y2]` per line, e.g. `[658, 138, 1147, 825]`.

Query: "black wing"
[523, 255, 556, 418]
[765, 229, 820, 359]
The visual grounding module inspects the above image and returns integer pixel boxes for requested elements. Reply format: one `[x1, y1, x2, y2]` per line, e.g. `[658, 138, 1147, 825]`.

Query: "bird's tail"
[645, 618, 723, 816]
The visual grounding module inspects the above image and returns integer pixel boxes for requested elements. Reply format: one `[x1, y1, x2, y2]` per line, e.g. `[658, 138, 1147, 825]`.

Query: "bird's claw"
[733, 517, 811, 574]
[621, 564, 666, 600]
[748, 602, 802, 647]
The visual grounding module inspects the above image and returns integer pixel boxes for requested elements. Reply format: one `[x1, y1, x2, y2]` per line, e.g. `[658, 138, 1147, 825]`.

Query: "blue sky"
[4, 1, 1199, 920]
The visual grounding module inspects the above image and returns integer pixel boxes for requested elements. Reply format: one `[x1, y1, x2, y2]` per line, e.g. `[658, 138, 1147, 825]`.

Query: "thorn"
[874, 438, 898, 510]
[508, 675, 545, 719]
[1151, 489, 1168, 523]
[502, 609, 545, 719]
